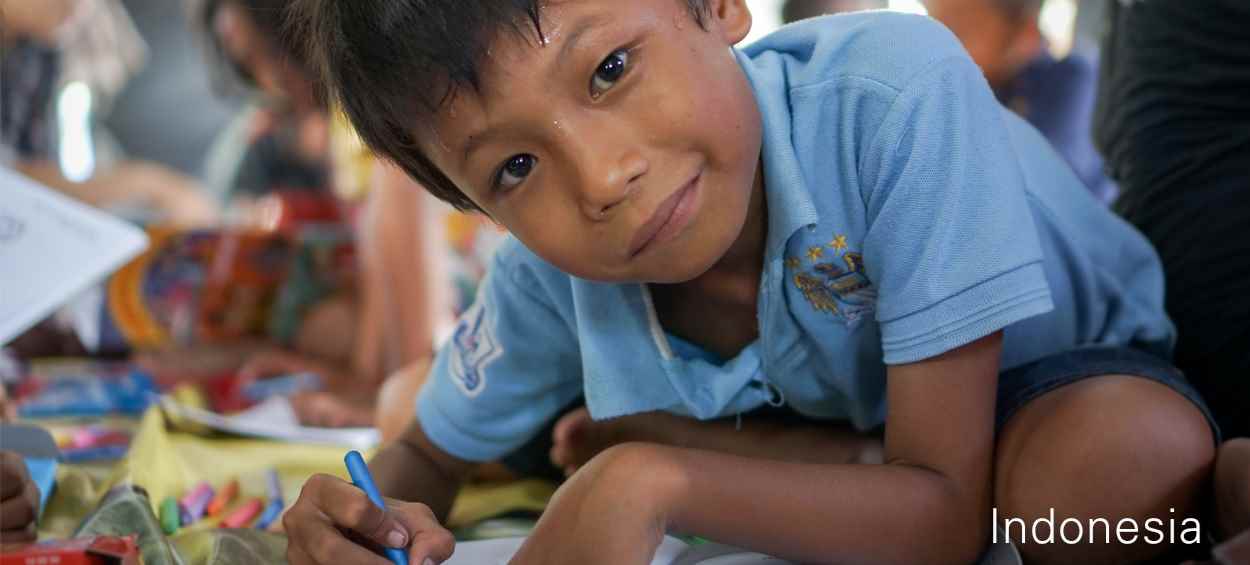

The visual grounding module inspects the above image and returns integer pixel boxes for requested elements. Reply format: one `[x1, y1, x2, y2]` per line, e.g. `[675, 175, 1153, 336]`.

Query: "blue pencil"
[255, 468, 285, 530]
[345, 451, 409, 565]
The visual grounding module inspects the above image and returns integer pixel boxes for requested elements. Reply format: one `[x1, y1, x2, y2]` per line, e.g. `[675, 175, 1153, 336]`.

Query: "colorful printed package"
[84, 224, 355, 354]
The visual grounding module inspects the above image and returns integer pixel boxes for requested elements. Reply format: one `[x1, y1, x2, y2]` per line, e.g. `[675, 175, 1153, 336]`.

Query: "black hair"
[291, 0, 711, 212]
[193, 0, 313, 98]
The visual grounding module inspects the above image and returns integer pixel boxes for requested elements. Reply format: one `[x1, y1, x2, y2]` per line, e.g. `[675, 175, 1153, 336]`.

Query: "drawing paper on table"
[159, 395, 379, 448]
[0, 167, 148, 344]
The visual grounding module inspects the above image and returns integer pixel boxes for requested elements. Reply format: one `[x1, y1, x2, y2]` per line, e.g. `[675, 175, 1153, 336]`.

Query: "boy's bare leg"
[1214, 438, 1250, 538]
[994, 375, 1215, 565]
[549, 407, 882, 476]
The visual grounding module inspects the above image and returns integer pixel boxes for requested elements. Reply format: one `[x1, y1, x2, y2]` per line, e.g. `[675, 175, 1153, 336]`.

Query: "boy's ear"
[707, 0, 753, 45]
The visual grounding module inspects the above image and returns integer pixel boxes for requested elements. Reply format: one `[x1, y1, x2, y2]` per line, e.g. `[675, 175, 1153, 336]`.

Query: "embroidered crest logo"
[448, 298, 503, 398]
[791, 234, 877, 326]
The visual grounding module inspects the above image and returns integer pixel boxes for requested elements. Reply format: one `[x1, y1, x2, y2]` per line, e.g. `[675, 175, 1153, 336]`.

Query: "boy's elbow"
[924, 481, 992, 565]
[886, 473, 991, 565]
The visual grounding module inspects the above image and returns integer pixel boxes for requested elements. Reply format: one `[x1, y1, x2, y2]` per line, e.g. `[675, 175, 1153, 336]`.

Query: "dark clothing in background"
[230, 129, 329, 197]
[1000, 48, 1117, 203]
[0, 39, 61, 162]
[1095, 0, 1250, 438]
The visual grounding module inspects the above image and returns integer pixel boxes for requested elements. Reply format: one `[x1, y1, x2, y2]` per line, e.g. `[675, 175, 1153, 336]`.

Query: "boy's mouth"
[629, 170, 702, 258]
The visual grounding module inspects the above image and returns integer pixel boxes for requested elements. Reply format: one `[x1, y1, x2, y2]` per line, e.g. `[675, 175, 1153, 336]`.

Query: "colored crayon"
[219, 498, 264, 529]
[265, 469, 282, 504]
[159, 496, 181, 535]
[206, 479, 238, 516]
[251, 468, 285, 530]
[181, 481, 215, 523]
[254, 499, 285, 530]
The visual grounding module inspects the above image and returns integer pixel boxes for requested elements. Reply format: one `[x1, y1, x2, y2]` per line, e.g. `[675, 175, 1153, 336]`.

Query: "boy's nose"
[575, 146, 648, 222]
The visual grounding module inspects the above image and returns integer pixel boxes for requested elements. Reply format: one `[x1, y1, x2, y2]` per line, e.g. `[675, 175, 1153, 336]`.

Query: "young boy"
[282, 1, 1218, 563]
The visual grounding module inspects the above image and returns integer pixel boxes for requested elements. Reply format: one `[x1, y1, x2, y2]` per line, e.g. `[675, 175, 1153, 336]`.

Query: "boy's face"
[423, 0, 762, 283]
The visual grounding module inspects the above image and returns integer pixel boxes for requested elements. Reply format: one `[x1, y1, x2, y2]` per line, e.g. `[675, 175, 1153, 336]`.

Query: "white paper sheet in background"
[158, 395, 380, 449]
[0, 167, 149, 345]
[441, 536, 698, 565]
[441, 533, 1021, 565]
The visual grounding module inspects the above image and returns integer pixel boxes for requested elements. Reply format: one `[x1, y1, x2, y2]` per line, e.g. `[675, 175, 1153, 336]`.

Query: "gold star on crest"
[828, 234, 848, 252]
[784, 257, 801, 270]
[806, 246, 824, 261]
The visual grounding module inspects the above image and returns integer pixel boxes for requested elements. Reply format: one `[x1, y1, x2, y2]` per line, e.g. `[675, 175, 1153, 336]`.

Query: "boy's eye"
[590, 49, 630, 99]
[495, 154, 536, 191]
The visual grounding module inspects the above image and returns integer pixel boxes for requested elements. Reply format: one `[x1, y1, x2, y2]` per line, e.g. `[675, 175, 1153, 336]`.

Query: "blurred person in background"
[1, 0, 220, 226]
[133, 0, 380, 427]
[196, 0, 329, 204]
[781, 0, 886, 23]
[2, 0, 219, 362]
[925, 0, 1116, 203]
[134, 0, 450, 430]
[1095, 1, 1250, 561]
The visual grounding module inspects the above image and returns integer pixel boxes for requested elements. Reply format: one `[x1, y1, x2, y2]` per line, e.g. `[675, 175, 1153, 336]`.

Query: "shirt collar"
[734, 48, 821, 259]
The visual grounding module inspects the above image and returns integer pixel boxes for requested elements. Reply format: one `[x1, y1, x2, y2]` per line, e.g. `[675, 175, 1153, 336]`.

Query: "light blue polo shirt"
[416, 12, 1174, 462]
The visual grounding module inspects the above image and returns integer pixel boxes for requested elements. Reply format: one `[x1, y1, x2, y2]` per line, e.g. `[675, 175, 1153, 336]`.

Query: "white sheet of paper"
[439, 531, 1021, 564]
[443, 536, 693, 565]
[159, 395, 380, 449]
[0, 167, 148, 344]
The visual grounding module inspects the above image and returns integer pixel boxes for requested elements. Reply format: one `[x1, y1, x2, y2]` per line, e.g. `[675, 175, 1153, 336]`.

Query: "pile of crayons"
[158, 469, 285, 535]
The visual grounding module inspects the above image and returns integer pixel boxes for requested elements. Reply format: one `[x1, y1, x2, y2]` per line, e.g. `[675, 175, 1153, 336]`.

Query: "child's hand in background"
[0, 450, 39, 544]
[288, 391, 375, 428]
[283, 473, 454, 565]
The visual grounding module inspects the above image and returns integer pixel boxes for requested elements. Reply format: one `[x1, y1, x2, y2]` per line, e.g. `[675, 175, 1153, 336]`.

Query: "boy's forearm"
[633, 413, 880, 465]
[656, 446, 988, 565]
[369, 430, 469, 521]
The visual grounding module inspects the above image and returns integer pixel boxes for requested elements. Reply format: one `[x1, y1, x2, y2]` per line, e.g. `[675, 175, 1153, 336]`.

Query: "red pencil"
[206, 479, 238, 516]
[218, 498, 264, 529]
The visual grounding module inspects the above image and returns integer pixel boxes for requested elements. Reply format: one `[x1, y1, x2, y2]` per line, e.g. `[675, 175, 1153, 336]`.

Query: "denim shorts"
[994, 345, 1221, 443]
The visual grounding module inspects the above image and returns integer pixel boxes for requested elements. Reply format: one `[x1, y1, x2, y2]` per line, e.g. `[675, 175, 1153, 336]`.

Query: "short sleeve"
[416, 256, 583, 462]
[860, 55, 1054, 365]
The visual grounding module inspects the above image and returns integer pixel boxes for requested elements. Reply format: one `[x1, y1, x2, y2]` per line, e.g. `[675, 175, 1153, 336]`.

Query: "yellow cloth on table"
[35, 406, 556, 564]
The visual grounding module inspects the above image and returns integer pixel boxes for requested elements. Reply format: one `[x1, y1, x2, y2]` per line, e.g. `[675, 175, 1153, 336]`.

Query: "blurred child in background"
[925, 0, 1116, 203]
[137, 0, 504, 430]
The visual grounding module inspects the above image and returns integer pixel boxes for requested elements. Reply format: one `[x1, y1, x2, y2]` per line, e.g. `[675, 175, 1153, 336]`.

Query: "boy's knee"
[995, 376, 1215, 563]
[1004, 376, 1214, 498]
[1101, 376, 1215, 461]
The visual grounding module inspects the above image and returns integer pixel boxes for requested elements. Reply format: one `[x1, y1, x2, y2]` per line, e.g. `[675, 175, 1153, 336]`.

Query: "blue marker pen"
[345, 451, 409, 565]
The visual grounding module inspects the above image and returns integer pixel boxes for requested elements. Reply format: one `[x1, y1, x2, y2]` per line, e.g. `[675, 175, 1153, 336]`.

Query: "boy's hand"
[283, 473, 454, 565]
[288, 391, 375, 428]
[0, 450, 39, 544]
[550, 407, 634, 476]
[512, 443, 684, 565]
[237, 350, 333, 384]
